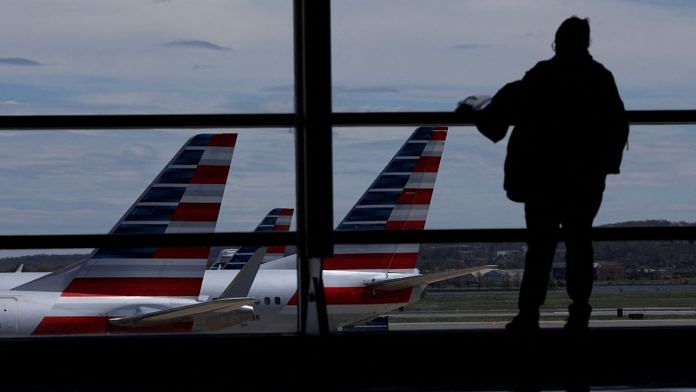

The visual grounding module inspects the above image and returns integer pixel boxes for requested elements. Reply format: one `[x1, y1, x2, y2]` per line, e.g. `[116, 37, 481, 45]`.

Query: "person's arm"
[604, 73, 629, 174]
[474, 80, 523, 143]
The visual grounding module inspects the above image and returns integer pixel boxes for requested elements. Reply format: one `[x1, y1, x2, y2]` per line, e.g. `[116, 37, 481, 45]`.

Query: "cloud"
[335, 86, 400, 94]
[162, 39, 232, 51]
[452, 43, 490, 50]
[0, 57, 42, 66]
[261, 85, 293, 93]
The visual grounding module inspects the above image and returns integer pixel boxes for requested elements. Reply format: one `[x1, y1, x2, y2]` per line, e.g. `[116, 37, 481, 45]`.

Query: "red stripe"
[430, 130, 447, 140]
[413, 156, 441, 172]
[273, 224, 290, 231]
[33, 316, 108, 335]
[171, 202, 221, 222]
[154, 247, 210, 259]
[266, 245, 286, 254]
[190, 165, 230, 184]
[208, 133, 237, 147]
[397, 188, 433, 204]
[324, 253, 418, 270]
[279, 208, 294, 216]
[433, 126, 448, 131]
[287, 287, 412, 305]
[385, 220, 426, 230]
[62, 277, 203, 297]
[33, 316, 192, 335]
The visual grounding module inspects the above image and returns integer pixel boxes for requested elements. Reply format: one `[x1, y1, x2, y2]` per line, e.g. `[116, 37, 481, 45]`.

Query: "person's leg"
[563, 177, 605, 330]
[510, 199, 559, 329]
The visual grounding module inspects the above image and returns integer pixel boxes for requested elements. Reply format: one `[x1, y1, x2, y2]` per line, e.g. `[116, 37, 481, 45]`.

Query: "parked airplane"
[209, 208, 293, 270]
[198, 125, 493, 333]
[0, 133, 244, 335]
[0, 208, 293, 291]
[0, 127, 491, 336]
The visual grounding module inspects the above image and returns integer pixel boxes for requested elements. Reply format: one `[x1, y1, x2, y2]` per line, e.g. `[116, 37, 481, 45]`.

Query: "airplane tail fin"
[16, 133, 237, 297]
[328, 126, 447, 273]
[210, 208, 294, 270]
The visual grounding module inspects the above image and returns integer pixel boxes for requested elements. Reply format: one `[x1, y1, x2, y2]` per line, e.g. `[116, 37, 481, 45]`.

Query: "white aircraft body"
[0, 127, 490, 336]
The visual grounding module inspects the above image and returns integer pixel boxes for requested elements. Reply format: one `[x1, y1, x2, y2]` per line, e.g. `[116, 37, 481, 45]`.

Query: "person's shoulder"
[588, 58, 615, 78]
[528, 59, 554, 72]
[523, 59, 554, 80]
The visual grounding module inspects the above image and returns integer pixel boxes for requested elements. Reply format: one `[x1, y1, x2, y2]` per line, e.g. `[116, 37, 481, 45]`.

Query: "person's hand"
[455, 95, 492, 113]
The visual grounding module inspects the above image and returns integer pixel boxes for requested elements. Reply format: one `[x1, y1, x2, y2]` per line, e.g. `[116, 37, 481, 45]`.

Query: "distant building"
[634, 267, 673, 280]
[595, 261, 625, 281]
[481, 270, 508, 284]
[480, 269, 524, 286]
[496, 249, 522, 258]
[553, 261, 625, 282]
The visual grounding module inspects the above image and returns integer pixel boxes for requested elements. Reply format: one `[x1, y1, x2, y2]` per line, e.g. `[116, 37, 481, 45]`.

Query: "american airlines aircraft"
[0, 127, 491, 336]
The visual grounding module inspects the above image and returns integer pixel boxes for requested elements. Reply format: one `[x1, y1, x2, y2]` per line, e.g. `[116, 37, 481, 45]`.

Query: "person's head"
[553, 16, 591, 57]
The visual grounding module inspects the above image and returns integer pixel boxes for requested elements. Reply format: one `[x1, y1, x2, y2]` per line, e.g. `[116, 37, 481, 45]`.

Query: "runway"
[390, 318, 696, 330]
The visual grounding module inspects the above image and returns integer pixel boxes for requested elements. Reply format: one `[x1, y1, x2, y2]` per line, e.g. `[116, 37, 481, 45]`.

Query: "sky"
[1, 0, 695, 252]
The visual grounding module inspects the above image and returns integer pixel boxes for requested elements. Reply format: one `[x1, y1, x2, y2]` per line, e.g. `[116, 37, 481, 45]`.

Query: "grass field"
[390, 287, 696, 323]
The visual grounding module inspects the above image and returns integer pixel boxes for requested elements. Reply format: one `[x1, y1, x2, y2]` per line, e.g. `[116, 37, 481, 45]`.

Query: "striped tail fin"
[327, 126, 447, 273]
[210, 208, 294, 270]
[17, 133, 237, 297]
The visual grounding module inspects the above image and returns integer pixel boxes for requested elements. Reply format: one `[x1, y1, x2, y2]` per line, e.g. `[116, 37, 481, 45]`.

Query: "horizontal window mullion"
[1, 110, 694, 130]
[331, 110, 696, 126]
[0, 231, 297, 250]
[0, 114, 295, 130]
[1, 227, 693, 250]
[333, 227, 696, 243]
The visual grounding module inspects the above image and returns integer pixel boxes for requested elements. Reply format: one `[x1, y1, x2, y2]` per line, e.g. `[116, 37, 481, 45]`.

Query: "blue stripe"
[372, 175, 409, 189]
[398, 142, 427, 157]
[158, 168, 195, 184]
[93, 248, 156, 258]
[345, 207, 393, 222]
[188, 134, 213, 146]
[410, 127, 434, 140]
[384, 160, 418, 173]
[114, 224, 168, 234]
[359, 191, 401, 206]
[173, 150, 204, 165]
[229, 253, 253, 264]
[259, 216, 278, 226]
[125, 206, 177, 222]
[337, 223, 385, 231]
[223, 263, 245, 270]
[141, 187, 186, 203]
[237, 245, 260, 254]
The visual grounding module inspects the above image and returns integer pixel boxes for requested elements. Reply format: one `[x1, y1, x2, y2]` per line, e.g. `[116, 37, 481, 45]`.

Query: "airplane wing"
[365, 265, 496, 292]
[109, 297, 256, 328]
[111, 247, 268, 331]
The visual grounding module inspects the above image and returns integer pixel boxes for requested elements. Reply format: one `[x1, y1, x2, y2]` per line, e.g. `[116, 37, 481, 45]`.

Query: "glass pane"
[0, 129, 298, 336]
[0, 1, 293, 114]
[0, 130, 295, 235]
[332, 1, 696, 110]
[331, 125, 696, 332]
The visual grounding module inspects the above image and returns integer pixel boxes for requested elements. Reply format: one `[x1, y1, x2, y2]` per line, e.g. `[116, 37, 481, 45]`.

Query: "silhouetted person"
[459, 16, 629, 334]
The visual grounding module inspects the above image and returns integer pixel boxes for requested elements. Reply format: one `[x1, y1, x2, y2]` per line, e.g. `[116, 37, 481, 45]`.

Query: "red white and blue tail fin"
[16, 133, 237, 297]
[210, 208, 294, 270]
[327, 126, 447, 273]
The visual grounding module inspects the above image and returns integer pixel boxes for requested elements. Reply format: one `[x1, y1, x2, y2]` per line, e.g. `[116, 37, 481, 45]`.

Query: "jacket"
[475, 54, 629, 202]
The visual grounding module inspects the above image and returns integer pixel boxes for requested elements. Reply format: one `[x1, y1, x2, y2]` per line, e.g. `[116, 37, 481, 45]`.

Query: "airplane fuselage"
[0, 266, 424, 336]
